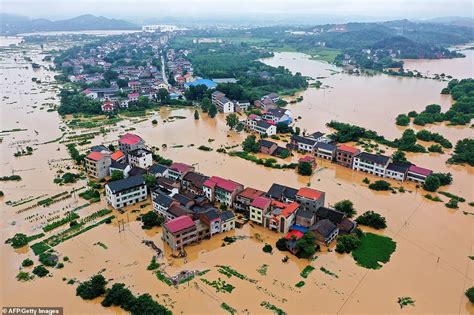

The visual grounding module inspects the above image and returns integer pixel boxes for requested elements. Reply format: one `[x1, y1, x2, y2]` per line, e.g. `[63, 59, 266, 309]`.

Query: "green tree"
[208, 103, 217, 118]
[356, 211, 387, 229]
[295, 232, 318, 259]
[262, 244, 273, 253]
[111, 170, 124, 181]
[201, 97, 211, 113]
[368, 180, 391, 191]
[423, 175, 441, 192]
[449, 138, 474, 166]
[32, 265, 49, 277]
[242, 135, 260, 153]
[10, 233, 28, 248]
[143, 174, 156, 187]
[194, 110, 199, 120]
[396, 114, 410, 126]
[392, 150, 407, 163]
[335, 234, 361, 254]
[22, 258, 34, 267]
[465, 286, 474, 303]
[226, 113, 239, 129]
[276, 238, 288, 251]
[76, 274, 107, 300]
[101, 283, 135, 309]
[157, 88, 169, 103]
[334, 199, 356, 218]
[297, 161, 313, 176]
[141, 211, 164, 229]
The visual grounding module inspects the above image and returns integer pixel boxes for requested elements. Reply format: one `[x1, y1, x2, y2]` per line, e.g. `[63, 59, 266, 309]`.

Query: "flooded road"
[0, 40, 473, 314]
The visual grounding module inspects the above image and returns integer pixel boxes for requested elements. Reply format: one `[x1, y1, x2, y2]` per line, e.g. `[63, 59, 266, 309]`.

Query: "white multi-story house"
[105, 175, 147, 209]
[220, 211, 236, 232]
[315, 142, 337, 160]
[128, 148, 153, 169]
[290, 134, 317, 153]
[352, 152, 391, 177]
[262, 108, 292, 125]
[211, 91, 234, 113]
[406, 165, 433, 183]
[244, 114, 277, 136]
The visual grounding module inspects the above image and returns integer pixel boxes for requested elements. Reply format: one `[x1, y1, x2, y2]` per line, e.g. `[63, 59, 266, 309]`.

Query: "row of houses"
[93, 135, 356, 252]
[289, 133, 434, 183]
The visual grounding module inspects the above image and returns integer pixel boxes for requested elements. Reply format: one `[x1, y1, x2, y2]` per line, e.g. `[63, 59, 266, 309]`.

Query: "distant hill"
[0, 14, 140, 35]
[426, 16, 474, 28]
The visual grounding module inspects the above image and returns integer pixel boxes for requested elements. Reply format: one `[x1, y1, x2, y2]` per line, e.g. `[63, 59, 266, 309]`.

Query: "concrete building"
[407, 165, 433, 183]
[128, 148, 153, 169]
[336, 145, 360, 168]
[162, 216, 209, 250]
[118, 133, 145, 154]
[85, 151, 112, 179]
[105, 175, 147, 209]
[167, 162, 195, 181]
[295, 187, 325, 213]
[249, 196, 272, 225]
[203, 176, 244, 206]
[352, 152, 391, 177]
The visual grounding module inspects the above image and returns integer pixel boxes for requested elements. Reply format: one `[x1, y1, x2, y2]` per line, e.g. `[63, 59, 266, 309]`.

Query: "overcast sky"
[2, 0, 473, 22]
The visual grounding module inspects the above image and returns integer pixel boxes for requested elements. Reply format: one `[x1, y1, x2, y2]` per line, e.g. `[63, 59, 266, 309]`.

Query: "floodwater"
[0, 40, 473, 314]
[402, 47, 474, 80]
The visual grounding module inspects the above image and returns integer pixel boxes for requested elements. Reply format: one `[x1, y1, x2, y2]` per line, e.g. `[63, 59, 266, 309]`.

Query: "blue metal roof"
[290, 224, 308, 233]
[184, 79, 217, 89]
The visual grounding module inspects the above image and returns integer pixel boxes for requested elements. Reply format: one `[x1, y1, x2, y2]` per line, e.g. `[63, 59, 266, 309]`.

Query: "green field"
[273, 46, 341, 63]
[352, 233, 396, 269]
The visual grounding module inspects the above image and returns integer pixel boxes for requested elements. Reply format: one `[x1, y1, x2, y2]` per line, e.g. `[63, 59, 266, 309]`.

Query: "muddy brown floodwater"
[0, 39, 473, 314]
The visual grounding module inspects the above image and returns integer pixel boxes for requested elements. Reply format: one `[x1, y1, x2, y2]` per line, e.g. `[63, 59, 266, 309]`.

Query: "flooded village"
[0, 23, 473, 315]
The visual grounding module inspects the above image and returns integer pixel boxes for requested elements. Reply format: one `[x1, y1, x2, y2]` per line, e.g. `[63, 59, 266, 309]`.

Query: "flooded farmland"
[0, 39, 473, 314]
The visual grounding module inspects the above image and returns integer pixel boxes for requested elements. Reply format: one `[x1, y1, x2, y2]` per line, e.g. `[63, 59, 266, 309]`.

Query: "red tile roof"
[119, 133, 142, 145]
[337, 144, 359, 154]
[111, 150, 124, 161]
[128, 93, 139, 98]
[165, 215, 195, 233]
[297, 187, 324, 200]
[170, 162, 193, 174]
[408, 165, 433, 176]
[299, 156, 315, 163]
[204, 176, 242, 192]
[284, 230, 304, 240]
[238, 187, 265, 200]
[86, 151, 104, 161]
[250, 196, 272, 209]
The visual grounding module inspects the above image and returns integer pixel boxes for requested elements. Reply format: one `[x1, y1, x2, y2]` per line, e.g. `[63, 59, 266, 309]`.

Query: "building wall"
[249, 206, 263, 224]
[106, 184, 147, 209]
[221, 219, 235, 232]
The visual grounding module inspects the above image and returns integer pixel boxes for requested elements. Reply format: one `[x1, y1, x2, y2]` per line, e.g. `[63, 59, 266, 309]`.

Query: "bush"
[362, 177, 370, 184]
[428, 144, 443, 153]
[262, 244, 273, 253]
[368, 180, 391, 191]
[22, 258, 34, 267]
[76, 274, 107, 300]
[356, 211, 387, 229]
[295, 232, 318, 259]
[101, 283, 135, 309]
[17, 271, 31, 281]
[32, 265, 49, 277]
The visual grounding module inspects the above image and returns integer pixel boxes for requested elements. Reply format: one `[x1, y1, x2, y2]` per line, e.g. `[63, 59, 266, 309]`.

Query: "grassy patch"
[94, 241, 108, 249]
[201, 278, 235, 293]
[147, 256, 160, 271]
[295, 280, 305, 288]
[300, 265, 315, 278]
[43, 213, 80, 232]
[352, 233, 396, 269]
[217, 265, 256, 283]
[155, 270, 173, 286]
[438, 191, 465, 202]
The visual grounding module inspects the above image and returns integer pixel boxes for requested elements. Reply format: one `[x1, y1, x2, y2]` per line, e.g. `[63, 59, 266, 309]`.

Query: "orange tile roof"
[86, 151, 104, 161]
[271, 200, 299, 218]
[337, 144, 359, 154]
[111, 150, 124, 161]
[297, 187, 323, 200]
